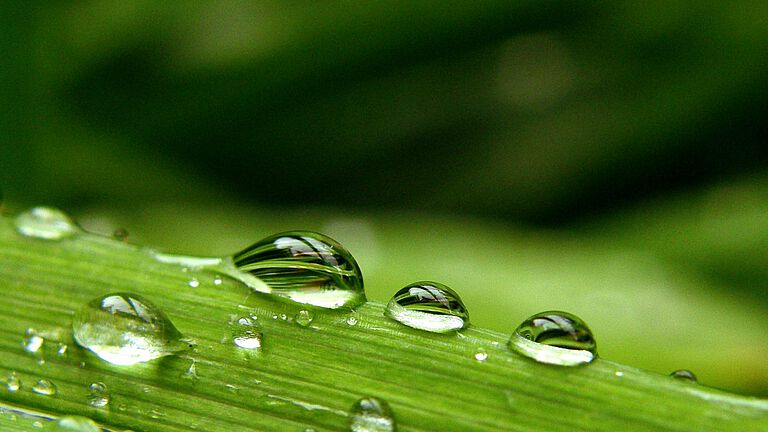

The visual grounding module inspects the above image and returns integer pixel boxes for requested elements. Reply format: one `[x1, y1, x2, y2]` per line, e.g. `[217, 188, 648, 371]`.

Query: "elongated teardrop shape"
[44, 416, 100, 432]
[232, 231, 365, 309]
[508, 311, 597, 366]
[670, 369, 697, 382]
[15, 207, 78, 240]
[73, 293, 189, 365]
[385, 281, 469, 333]
[350, 397, 396, 432]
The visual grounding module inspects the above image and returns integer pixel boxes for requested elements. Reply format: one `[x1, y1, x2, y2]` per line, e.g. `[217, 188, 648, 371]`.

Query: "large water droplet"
[72, 293, 189, 365]
[508, 311, 597, 366]
[3, 371, 20, 391]
[15, 207, 78, 240]
[349, 397, 396, 432]
[23, 328, 44, 353]
[670, 369, 697, 382]
[87, 382, 110, 408]
[231, 231, 365, 309]
[295, 310, 314, 327]
[44, 416, 100, 432]
[385, 281, 469, 333]
[232, 315, 263, 350]
[32, 379, 57, 396]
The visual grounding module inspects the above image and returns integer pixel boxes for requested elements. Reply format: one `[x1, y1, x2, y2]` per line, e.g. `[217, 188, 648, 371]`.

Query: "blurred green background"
[2, 2, 767, 396]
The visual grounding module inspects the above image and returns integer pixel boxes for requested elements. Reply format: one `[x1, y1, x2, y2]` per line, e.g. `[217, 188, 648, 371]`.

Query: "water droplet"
[56, 343, 68, 357]
[33, 421, 43, 428]
[232, 316, 263, 350]
[295, 310, 314, 327]
[385, 281, 469, 333]
[188, 278, 200, 288]
[474, 348, 488, 362]
[346, 312, 359, 326]
[112, 228, 129, 241]
[349, 397, 396, 432]
[3, 371, 20, 391]
[148, 408, 164, 419]
[87, 382, 110, 408]
[615, 371, 624, 377]
[32, 379, 57, 396]
[23, 328, 44, 353]
[508, 311, 597, 366]
[183, 359, 199, 380]
[15, 207, 79, 240]
[213, 275, 223, 285]
[231, 231, 366, 309]
[43, 416, 100, 432]
[670, 369, 697, 382]
[72, 292, 189, 365]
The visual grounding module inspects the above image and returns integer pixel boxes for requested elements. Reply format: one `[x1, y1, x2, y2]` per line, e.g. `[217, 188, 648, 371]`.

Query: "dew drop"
[507, 311, 597, 366]
[474, 348, 488, 362]
[232, 316, 263, 350]
[72, 292, 189, 365]
[15, 207, 79, 240]
[385, 281, 469, 333]
[56, 343, 68, 357]
[43, 416, 101, 432]
[213, 275, 223, 285]
[346, 312, 359, 326]
[231, 231, 366, 309]
[349, 397, 396, 432]
[295, 310, 314, 327]
[188, 278, 200, 288]
[23, 328, 44, 353]
[183, 359, 199, 380]
[3, 371, 20, 391]
[670, 369, 698, 382]
[87, 382, 110, 408]
[32, 379, 57, 396]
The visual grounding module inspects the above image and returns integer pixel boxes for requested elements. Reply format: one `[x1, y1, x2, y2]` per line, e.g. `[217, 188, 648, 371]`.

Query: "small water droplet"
[295, 310, 314, 327]
[346, 312, 359, 326]
[474, 348, 488, 362]
[3, 371, 20, 391]
[87, 382, 110, 408]
[43, 416, 101, 432]
[23, 328, 44, 353]
[349, 397, 396, 432]
[670, 369, 697, 382]
[72, 292, 189, 365]
[231, 231, 366, 309]
[213, 275, 223, 285]
[33, 421, 43, 428]
[188, 278, 200, 288]
[232, 316, 263, 350]
[15, 207, 79, 240]
[385, 281, 469, 333]
[32, 379, 57, 396]
[183, 359, 199, 380]
[508, 311, 597, 366]
[615, 371, 624, 377]
[56, 343, 68, 357]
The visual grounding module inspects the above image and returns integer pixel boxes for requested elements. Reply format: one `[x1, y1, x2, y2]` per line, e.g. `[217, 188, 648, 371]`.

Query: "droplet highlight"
[295, 310, 314, 327]
[23, 328, 44, 353]
[87, 382, 111, 408]
[72, 292, 189, 365]
[670, 369, 697, 382]
[3, 371, 20, 391]
[15, 207, 78, 240]
[231, 231, 366, 309]
[508, 310, 597, 366]
[349, 397, 396, 432]
[32, 379, 57, 396]
[44, 416, 100, 432]
[385, 281, 469, 333]
[474, 348, 488, 362]
[232, 315, 263, 350]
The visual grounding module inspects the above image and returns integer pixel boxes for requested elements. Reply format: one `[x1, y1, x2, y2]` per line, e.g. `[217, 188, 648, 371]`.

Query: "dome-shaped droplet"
[231, 231, 365, 309]
[72, 293, 189, 366]
[32, 379, 57, 396]
[3, 371, 20, 391]
[232, 315, 263, 350]
[384, 281, 469, 333]
[670, 369, 697, 382]
[44, 416, 100, 432]
[87, 382, 111, 408]
[508, 311, 597, 366]
[295, 310, 314, 327]
[349, 397, 396, 432]
[15, 207, 78, 240]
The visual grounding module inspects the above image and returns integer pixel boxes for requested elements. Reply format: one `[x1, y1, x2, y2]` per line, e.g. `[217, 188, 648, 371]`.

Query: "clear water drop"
[670, 369, 697, 382]
[231, 231, 366, 309]
[508, 310, 597, 366]
[23, 328, 44, 353]
[15, 207, 79, 240]
[3, 371, 20, 391]
[349, 397, 396, 432]
[385, 281, 469, 333]
[32, 379, 57, 396]
[346, 312, 359, 326]
[56, 343, 68, 357]
[72, 292, 189, 365]
[43, 416, 100, 432]
[213, 275, 223, 285]
[188, 278, 200, 288]
[474, 348, 488, 362]
[232, 316, 263, 350]
[87, 382, 110, 408]
[295, 310, 314, 327]
[33, 421, 43, 428]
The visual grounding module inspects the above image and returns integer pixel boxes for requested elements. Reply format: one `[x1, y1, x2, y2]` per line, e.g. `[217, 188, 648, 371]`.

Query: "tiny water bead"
[87, 382, 110, 408]
[72, 293, 189, 366]
[670, 369, 698, 382]
[349, 397, 396, 432]
[3, 371, 20, 391]
[295, 310, 314, 327]
[474, 348, 488, 362]
[14, 207, 79, 240]
[188, 278, 200, 288]
[232, 316, 263, 350]
[385, 281, 469, 333]
[43, 416, 100, 432]
[23, 328, 44, 353]
[32, 379, 57, 396]
[508, 311, 597, 366]
[231, 231, 366, 309]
